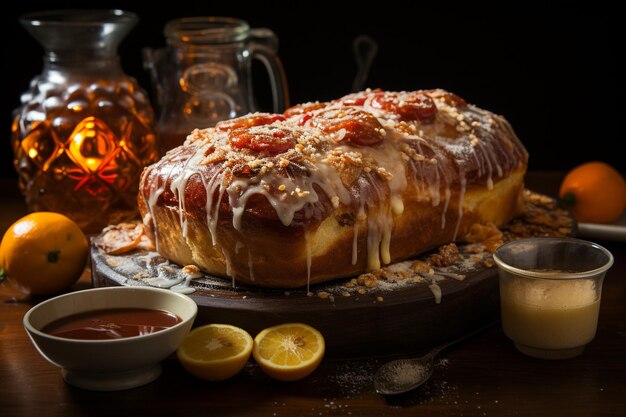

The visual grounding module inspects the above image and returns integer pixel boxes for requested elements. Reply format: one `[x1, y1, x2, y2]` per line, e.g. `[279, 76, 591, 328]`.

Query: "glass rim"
[164, 16, 250, 44]
[20, 9, 137, 26]
[493, 237, 614, 280]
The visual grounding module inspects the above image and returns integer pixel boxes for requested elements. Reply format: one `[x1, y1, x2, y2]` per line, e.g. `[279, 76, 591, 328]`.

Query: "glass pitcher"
[11, 10, 158, 233]
[143, 17, 289, 155]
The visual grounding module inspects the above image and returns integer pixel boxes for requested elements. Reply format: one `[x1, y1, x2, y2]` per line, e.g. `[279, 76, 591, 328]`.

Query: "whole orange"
[559, 161, 626, 223]
[0, 212, 88, 295]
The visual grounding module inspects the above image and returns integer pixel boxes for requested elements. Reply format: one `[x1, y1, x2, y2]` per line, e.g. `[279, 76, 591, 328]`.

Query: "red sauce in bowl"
[42, 308, 182, 340]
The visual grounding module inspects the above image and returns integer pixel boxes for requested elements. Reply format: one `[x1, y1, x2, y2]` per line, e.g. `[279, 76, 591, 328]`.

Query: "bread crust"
[139, 89, 528, 288]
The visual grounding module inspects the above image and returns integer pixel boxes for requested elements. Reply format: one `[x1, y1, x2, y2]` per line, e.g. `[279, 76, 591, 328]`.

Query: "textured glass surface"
[13, 10, 158, 232]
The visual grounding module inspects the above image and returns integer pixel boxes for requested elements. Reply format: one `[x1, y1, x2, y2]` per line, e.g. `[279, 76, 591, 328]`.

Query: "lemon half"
[252, 323, 325, 381]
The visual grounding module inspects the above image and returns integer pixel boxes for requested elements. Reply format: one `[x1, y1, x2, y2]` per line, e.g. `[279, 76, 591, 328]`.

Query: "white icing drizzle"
[235, 241, 244, 254]
[170, 171, 191, 238]
[171, 286, 195, 295]
[429, 283, 442, 304]
[220, 246, 234, 287]
[364, 173, 387, 269]
[142, 143, 193, 253]
[473, 130, 494, 189]
[391, 195, 404, 216]
[211, 186, 226, 244]
[144, 276, 183, 288]
[452, 175, 467, 241]
[380, 214, 393, 265]
[143, 163, 170, 253]
[352, 205, 367, 265]
[366, 212, 382, 270]
[430, 162, 441, 207]
[169, 144, 206, 238]
[311, 161, 353, 206]
[355, 142, 408, 269]
[145, 186, 163, 253]
[170, 273, 196, 294]
[484, 137, 502, 181]
[171, 265, 202, 294]
[440, 171, 451, 229]
[145, 264, 184, 288]
[203, 170, 226, 246]
[247, 247, 256, 282]
[230, 176, 316, 229]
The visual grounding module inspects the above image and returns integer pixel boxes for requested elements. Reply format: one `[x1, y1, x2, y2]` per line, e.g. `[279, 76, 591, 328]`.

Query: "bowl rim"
[23, 286, 197, 344]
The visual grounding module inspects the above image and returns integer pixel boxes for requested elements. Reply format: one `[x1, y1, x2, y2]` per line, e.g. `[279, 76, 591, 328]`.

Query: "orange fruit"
[252, 323, 325, 381]
[559, 161, 626, 223]
[0, 212, 88, 295]
[177, 324, 253, 381]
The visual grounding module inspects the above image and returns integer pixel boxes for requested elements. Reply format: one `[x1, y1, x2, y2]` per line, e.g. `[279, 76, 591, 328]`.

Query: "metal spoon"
[373, 322, 497, 395]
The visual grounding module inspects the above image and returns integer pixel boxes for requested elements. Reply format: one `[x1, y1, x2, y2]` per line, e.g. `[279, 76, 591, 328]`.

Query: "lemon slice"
[176, 324, 253, 381]
[252, 323, 325, 381]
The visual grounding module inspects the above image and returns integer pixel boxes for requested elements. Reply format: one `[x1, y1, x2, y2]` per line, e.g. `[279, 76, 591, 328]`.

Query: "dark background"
[2, 2, 625, 181]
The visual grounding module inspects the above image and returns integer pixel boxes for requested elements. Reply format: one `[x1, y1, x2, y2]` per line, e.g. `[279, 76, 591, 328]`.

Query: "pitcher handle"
[142, 47, 164, 109]
[248, 28, 290, 113]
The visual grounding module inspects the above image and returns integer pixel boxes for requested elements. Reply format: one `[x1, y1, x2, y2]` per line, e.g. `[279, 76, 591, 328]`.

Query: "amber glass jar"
[12, 10, 158, 232]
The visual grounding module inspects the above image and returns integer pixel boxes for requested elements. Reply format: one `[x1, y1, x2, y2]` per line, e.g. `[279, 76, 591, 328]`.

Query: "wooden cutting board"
[91, 191, 573, 359]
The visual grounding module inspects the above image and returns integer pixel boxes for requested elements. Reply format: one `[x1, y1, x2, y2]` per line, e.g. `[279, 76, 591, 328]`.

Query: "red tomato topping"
[284, 102, 327, 118]
[338, 93, 367, 106]
[335, 89, 382, 106]
[307, 107, 384, 147]
[341, 95, 366, 106]
[229, 126, 296, 155]
[371, 91, 438, 121]
[216, 113, 286, 131]
[298, 113, 314, 126]
[426, 89, 467, 107]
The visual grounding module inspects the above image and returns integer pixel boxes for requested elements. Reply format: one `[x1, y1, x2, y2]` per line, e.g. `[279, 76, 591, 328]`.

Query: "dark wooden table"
[1, 173, 625, 417]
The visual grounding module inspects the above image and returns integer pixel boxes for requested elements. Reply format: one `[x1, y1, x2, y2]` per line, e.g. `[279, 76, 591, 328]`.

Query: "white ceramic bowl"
[23, 286, 197, 391]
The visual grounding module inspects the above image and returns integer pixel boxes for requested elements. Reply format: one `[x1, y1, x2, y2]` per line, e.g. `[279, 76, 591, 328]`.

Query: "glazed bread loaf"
[139, 89, 528, 288]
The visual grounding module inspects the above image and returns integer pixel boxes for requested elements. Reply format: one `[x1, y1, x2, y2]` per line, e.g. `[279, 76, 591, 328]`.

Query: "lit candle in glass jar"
[12, 10, 158, 233]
